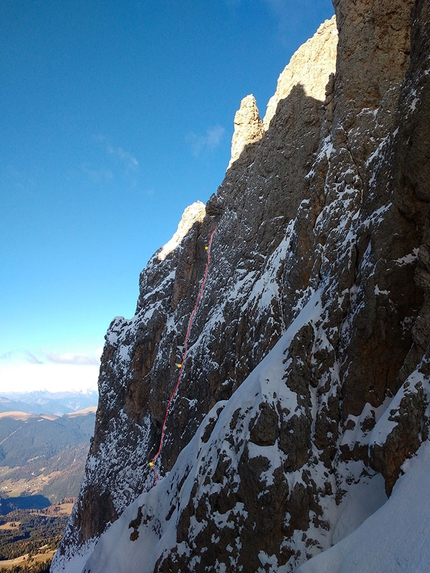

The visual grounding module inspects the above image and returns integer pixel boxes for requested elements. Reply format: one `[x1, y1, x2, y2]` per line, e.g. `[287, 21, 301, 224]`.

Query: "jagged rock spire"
[228, 94, 264, 168]
[264, 16, 338, 128]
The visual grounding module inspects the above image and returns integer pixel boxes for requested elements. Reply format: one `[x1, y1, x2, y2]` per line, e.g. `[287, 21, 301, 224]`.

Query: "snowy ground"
[55, 289, 430, 573]
[298, 440, 430, 573]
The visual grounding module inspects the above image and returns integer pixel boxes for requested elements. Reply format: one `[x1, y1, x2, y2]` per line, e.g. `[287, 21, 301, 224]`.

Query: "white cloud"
[0, 362, 99, 393]
[0, 350, 43, 365]
[44, 351, 100, 366]
[94, 134, 139, 173]
[0, 349, 101, 393]
[187, 124, 226, 157]
[107, 144, 139, 172]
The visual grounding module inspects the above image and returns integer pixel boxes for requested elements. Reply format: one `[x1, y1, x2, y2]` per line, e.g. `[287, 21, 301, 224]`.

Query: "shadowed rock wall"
[53, 2, 430, 570]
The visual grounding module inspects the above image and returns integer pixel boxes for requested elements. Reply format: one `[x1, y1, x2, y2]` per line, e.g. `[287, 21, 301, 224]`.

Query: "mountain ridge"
[0, 392, 98, 417]
[53, 0, 430, 571]
[0, 409, 95, 504]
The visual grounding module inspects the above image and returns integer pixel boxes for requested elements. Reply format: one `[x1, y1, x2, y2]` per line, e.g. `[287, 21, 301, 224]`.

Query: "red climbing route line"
[149, 228, 217, 484]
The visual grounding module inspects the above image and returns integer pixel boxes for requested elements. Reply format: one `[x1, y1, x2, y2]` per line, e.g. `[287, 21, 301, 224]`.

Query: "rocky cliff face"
[52, 1, 430, 571]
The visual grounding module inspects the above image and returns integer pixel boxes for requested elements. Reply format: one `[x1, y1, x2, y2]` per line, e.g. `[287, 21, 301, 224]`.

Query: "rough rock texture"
[157, 201, 206, 262]
[264, 16, 338, 128]
[228, 94, 264, 167]
[53, 1, 430, 572]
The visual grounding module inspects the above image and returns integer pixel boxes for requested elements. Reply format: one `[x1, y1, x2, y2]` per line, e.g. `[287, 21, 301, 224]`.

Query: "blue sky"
[0, 0, 334, 393]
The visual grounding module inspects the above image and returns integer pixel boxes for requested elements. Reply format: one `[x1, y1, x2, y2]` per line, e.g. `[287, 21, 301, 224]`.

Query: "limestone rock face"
[53, 2, 430, 572]
[264, 16, 338, 128]
[228, 94, 264, 167]
[228, 17, 338, 169]
[157, 201, 206, 262]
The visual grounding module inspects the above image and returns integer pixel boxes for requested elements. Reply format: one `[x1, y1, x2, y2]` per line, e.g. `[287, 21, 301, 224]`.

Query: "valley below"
[0, 500, 74, 572]
[0, 405, 96, 571]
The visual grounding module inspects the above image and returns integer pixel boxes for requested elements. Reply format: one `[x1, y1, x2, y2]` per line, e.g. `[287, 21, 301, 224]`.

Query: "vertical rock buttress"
[53, 2, 430, 571]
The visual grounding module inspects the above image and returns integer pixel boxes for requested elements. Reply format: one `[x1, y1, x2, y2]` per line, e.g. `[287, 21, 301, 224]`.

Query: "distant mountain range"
[0, 390, 98, 417]
[0, 407, 96, 505]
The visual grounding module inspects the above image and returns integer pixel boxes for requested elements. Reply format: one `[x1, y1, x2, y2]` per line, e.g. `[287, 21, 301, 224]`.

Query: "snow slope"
[79, 291, 325, 572]
[57, 295, 430, 573]
[77, 290, 389, 573]
[298, 440, 430, 573]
